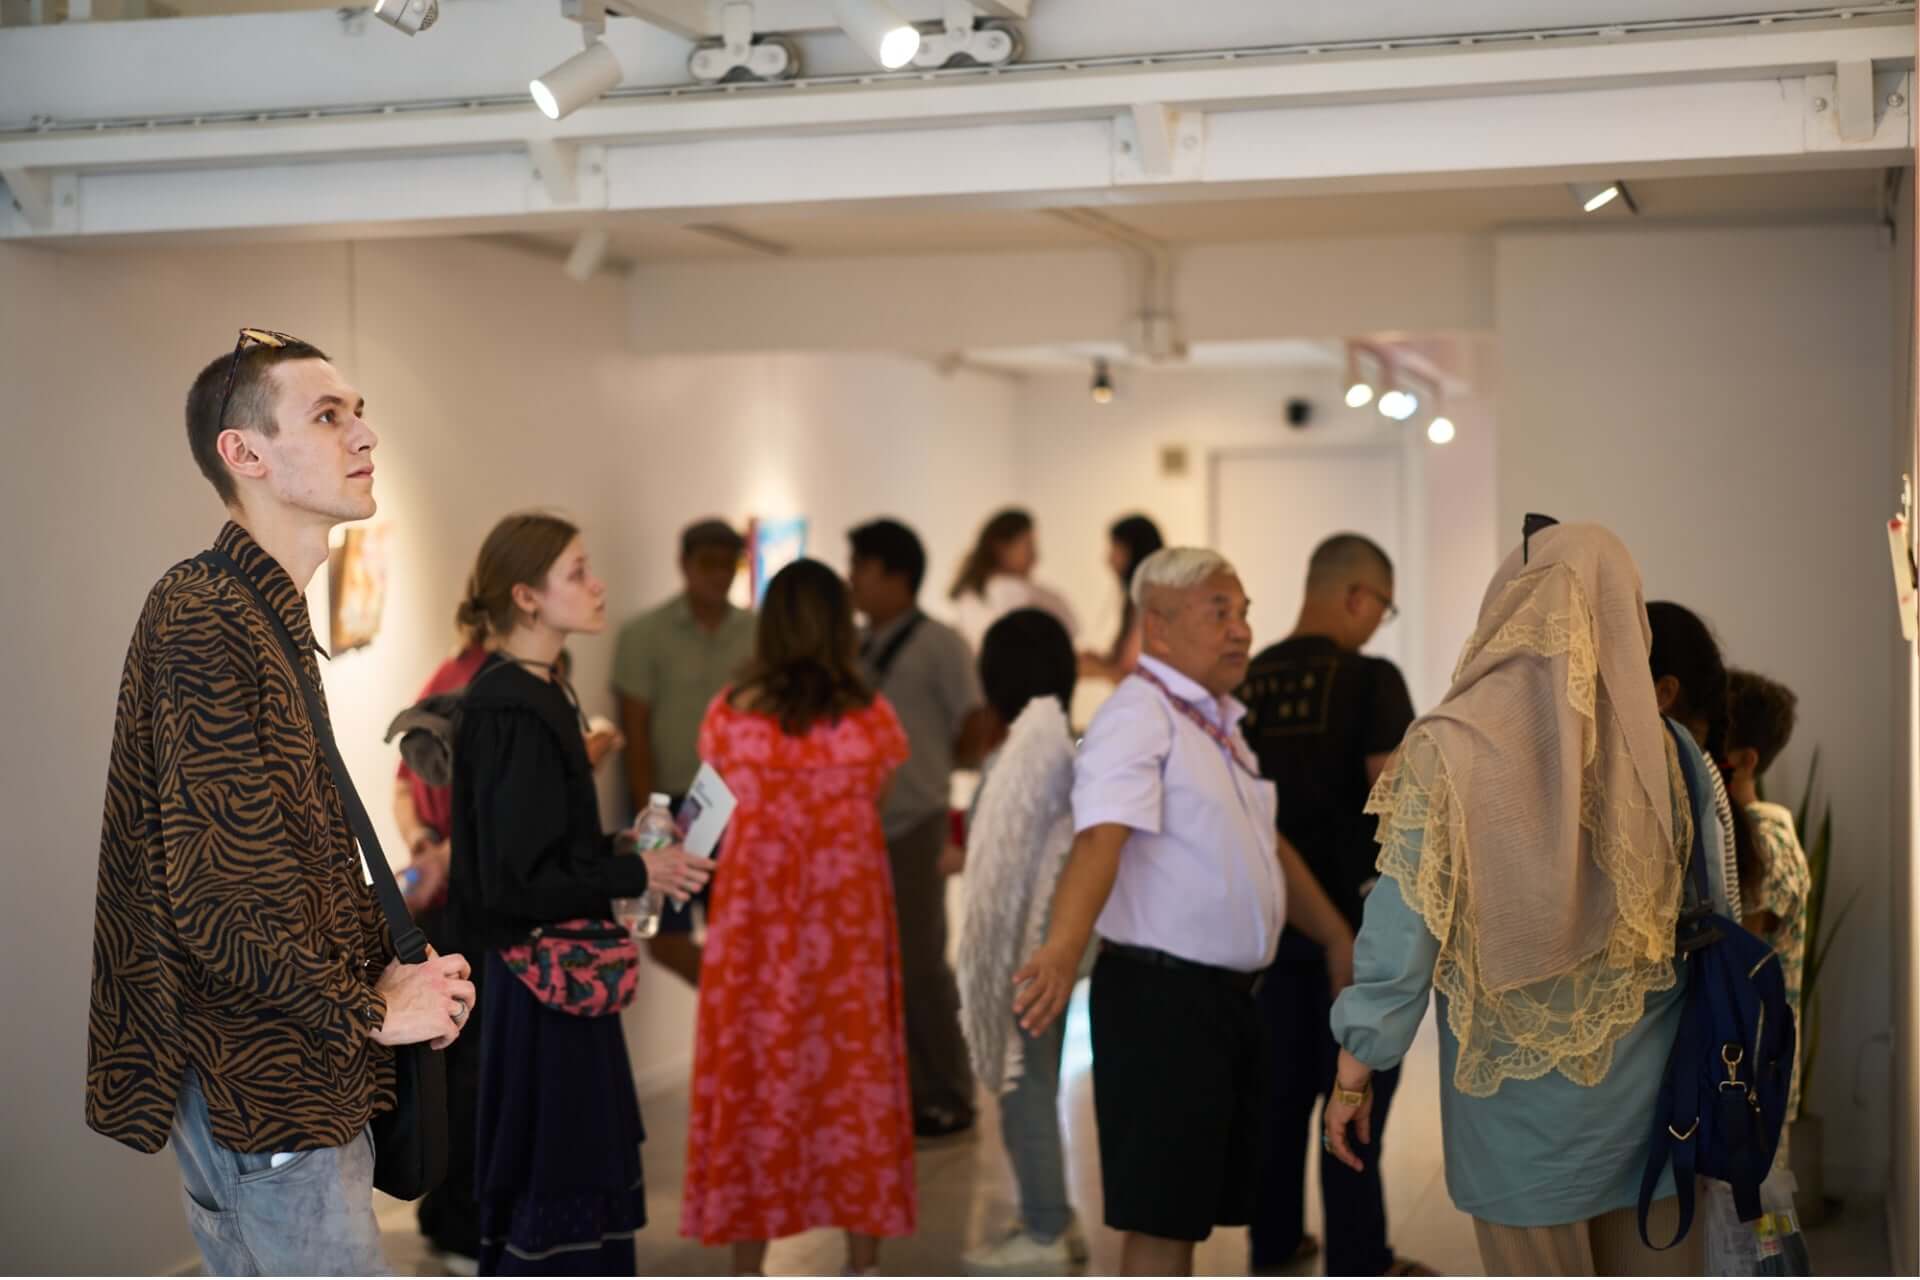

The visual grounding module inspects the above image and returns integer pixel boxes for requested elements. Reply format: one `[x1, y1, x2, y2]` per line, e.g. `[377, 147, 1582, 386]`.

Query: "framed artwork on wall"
[746, 516, 808, 606]
[328, 524, 391, 654]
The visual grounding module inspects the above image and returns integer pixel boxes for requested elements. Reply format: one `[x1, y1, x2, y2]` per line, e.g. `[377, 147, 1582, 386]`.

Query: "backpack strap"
[1638, 718, 1713, 1250]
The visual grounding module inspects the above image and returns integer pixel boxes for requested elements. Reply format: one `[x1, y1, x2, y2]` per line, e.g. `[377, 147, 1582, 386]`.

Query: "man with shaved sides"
[87, 330, 475, 1274]
[1239, 533, 1430, 1278]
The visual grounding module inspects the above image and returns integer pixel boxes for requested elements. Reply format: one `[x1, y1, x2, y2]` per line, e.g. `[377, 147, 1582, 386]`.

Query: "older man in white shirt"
[1016, 547, 1357, 1277]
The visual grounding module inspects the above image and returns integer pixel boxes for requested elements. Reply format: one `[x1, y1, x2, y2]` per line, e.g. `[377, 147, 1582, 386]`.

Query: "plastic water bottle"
[614, 793, 676, 940]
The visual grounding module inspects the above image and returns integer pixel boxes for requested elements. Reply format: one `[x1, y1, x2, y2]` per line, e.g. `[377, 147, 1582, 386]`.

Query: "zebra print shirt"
[87, 521, 396, 1155]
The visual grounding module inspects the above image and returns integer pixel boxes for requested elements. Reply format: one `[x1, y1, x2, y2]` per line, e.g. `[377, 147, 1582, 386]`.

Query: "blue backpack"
[1638, 721, 1796, 1248]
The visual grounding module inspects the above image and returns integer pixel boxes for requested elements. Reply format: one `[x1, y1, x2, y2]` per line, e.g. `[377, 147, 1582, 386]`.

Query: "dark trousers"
[1252, 931, 1403, 1275]
[886, 812, 975, 1121]
[416, 901, 484, 1258]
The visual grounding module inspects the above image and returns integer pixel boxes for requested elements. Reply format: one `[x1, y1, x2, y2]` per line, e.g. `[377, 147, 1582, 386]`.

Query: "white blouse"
[952, 573, 1079, 652]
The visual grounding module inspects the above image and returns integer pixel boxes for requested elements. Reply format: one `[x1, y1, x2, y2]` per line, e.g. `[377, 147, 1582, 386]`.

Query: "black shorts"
[1090, 945, 1269, 1242]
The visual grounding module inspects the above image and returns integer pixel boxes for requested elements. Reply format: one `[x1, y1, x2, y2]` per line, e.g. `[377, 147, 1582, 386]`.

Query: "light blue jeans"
[170, 1069, 388, 1276]
[1000, 1017, 1072, 1242]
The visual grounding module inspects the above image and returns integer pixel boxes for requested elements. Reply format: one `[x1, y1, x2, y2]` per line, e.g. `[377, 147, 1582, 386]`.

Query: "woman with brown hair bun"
[680, 558, 916, 1277]
[448, 512, 711, 1276]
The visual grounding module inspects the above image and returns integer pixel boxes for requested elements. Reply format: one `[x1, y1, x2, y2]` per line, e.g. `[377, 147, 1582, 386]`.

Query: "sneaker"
[963, 1224, 1076, 1275]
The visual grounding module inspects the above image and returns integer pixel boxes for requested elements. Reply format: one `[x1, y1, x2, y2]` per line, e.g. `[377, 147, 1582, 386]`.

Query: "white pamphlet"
[675, 762, 737, 859]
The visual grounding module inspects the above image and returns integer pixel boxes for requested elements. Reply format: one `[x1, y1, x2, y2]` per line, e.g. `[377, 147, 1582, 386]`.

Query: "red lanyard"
[1133, 665, 1263, 781]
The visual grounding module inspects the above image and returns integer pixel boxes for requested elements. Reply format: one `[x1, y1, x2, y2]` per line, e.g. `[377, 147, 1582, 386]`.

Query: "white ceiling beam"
[598, 0, 1028, 39]
[608, 0, 709, 39]
[2, 166, 55, 231]
[527, 137, 580, 205]
[0, 17, 1908, 176]
[4, 74, 1905, 243]
[1128, 102, 1174, 178]
[1834, 58, 1878, 142]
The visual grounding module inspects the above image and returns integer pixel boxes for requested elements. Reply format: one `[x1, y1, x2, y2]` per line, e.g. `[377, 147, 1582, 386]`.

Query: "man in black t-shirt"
[1237, 534, 1429, 1278]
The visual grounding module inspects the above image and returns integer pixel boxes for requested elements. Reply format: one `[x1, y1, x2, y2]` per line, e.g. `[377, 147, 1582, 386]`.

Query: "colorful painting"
[328, 524, 390, 654]
[748, 516, 809, 606]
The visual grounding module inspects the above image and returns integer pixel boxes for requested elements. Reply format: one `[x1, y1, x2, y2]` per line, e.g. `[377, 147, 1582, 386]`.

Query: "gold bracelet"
[1332, 1078, 1371, 1107]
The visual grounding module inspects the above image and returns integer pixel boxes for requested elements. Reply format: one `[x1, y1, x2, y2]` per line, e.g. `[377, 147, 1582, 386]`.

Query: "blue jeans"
[170, 1068, 388, 1276]
[999, 1017, 1072, 1241]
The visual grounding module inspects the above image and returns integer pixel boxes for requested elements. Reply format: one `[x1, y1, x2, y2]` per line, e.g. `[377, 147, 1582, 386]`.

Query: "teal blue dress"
[1329, 722, 1720, 1228]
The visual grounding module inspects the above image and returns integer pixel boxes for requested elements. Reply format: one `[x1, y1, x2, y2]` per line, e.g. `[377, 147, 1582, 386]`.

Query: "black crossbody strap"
[198, 550, 428, 965]
[868, 613, 926, 684]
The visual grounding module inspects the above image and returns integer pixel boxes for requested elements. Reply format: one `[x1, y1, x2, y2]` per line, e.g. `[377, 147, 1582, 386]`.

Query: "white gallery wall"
[0, 235, 1017, 1274]
[1494, 222, 1903, 1198]
[1007, 364, 1501, 715]
[2, 209, 1912, 1272]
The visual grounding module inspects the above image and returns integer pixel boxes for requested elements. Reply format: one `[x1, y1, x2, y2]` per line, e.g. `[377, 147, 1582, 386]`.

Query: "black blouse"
[449, 656, 649, 952]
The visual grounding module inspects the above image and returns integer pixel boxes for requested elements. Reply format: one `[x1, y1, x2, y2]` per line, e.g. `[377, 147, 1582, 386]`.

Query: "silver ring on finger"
[452, 999, 467, 1022]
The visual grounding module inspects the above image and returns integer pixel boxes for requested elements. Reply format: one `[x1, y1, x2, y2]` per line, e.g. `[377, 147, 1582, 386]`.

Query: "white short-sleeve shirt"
[1072, 655, 1286, 972]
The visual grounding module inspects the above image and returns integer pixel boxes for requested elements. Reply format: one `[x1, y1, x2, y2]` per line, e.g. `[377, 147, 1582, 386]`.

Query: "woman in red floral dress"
[681, 558, 916, 1276]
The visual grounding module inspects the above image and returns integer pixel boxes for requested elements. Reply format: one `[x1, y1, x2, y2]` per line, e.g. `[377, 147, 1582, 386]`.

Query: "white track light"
[531, 41, 624, 121]
[1569, 180, 1636, 214]
[1091, 358, 1115, 405]
[1345, 344, 1383, 409]
[372, 0, 437, 34]
[1427, 416, 1456, 445]
[1378, 389, 1419, 422]
[833, 0, 920, 69]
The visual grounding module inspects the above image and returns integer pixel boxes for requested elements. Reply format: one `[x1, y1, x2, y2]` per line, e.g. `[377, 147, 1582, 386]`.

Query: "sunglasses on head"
[215, 327, 304, 432]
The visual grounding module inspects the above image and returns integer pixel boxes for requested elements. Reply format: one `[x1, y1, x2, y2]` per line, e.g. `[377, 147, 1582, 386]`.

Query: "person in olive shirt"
[614, 518, 756, 986]
[1238, 534, 1430, 1278]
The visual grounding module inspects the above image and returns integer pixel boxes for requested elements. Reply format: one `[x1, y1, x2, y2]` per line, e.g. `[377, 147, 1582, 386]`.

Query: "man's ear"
[1654, 674, 1682, 716]
[216, 428, 268, 484]
[1728, 746, 1761, 775]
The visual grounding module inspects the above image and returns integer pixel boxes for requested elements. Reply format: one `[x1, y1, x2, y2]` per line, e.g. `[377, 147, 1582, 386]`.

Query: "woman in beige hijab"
[1324, 522, 1704, 1276]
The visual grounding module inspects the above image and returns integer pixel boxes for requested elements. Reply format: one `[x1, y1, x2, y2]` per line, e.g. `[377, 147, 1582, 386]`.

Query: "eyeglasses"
[214, 327, 301, 433]
[1355, 584, 1399, 624]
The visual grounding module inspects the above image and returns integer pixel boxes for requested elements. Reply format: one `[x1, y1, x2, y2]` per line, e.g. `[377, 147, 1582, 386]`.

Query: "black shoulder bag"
[199, 550, 448, 1201]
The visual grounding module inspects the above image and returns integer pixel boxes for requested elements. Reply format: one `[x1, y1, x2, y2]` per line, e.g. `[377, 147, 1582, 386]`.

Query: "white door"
[1210, 446, 1408, 674]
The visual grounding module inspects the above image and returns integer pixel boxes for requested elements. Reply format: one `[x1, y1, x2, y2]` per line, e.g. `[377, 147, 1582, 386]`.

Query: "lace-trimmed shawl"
[1366, 524, 1692, 1097]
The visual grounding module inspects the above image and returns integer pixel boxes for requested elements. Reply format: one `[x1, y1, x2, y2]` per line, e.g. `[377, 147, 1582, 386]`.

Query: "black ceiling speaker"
[1285, 398, 1314, 429]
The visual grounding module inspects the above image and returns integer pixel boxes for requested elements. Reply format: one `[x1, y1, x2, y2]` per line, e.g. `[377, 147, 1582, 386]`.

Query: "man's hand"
[372, 952, 476, 1051]
[1012, 941, 1080, 1036]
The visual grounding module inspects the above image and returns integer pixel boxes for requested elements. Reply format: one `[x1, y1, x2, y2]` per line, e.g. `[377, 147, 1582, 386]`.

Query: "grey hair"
[1130, 546, 1238, 613]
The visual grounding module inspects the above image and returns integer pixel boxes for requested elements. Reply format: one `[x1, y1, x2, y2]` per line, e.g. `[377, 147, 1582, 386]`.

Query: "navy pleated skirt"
[476, 950, 647, 1275]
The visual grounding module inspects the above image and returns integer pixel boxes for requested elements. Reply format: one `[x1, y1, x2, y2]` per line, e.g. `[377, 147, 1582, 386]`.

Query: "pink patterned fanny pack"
[499, 919, 638, 1018]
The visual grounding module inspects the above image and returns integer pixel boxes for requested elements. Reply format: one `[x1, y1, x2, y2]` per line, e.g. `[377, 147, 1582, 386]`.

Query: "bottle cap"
[650, 793, 672, 808]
